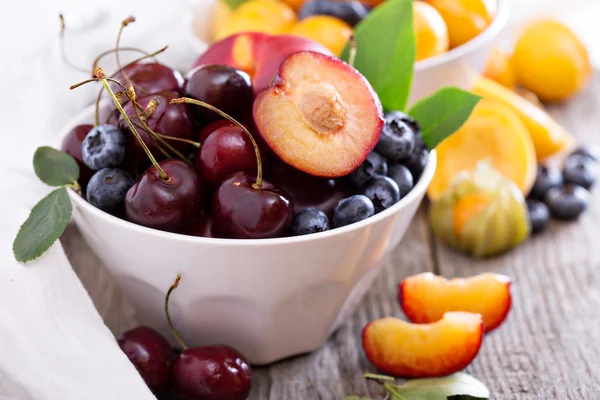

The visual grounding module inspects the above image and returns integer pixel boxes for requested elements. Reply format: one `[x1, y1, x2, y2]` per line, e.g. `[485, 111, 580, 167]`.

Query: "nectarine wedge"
[363, 312, 483, 377]
[253, 51, 384, 177]
[399, 272, 512, 332]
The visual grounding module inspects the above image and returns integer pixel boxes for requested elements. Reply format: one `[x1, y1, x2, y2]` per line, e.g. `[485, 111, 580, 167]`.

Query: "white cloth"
[0, 0, 599, 398]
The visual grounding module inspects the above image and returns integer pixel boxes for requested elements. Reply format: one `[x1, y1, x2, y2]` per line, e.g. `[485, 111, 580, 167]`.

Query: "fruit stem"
[171, 97, 263, 188]
[93, 68, 169, 181]
[124, 89, 197, 165]
[69, 77, 123, 90]
[93, 45, 169, 126]
[91, 47, 151, 77]
[348, 35, 357, 68]
[164, 273, 188, 351]
[115, 16, 148, 95]
[58, 14, 89, 74]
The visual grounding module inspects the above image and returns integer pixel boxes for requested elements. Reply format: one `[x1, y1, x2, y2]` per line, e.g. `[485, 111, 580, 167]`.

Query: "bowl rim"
[64, 105, 437, 247]
[415, 0, 509, 71]
[184, 0, 509, 71]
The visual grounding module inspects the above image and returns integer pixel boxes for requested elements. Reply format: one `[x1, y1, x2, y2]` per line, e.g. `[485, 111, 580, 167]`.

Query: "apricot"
[425, 0, 495, 48]
[399, 272, 512, 332]
[428, 98, 537, 201]
[483, 48, 517, 89]
[413, 1, 449, 61]
[281, 0, 305, 10]
[213, 0, 297, 42]
[287, 16, 353, 56]
[513, 20, 592, 102]
[363, 312, 483, 377]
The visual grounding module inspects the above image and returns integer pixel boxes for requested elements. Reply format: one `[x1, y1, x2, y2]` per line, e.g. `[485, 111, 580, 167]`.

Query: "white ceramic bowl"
[62, 105, 436, 364]
[184, 0, 509, 105]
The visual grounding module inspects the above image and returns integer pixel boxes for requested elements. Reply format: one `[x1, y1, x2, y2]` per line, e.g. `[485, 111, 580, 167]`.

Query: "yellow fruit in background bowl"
[213, 0, 297, 42]
[425, 0, 496, 48]
[281, 0, 305, 10]
[513, 20, 592, 102]
[287, 16, 353, 56]
[210, 1, 234, 42]
[413, 1, 449, 61]
[428, 98, 537, 201]
[483, 48, 517, 89]
[473, 76, 573, 160]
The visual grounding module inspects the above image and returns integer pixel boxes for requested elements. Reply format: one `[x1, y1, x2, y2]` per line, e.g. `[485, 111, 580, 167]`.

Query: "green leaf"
[33, 146, 79, 187]
[221, 0, 247, 10]
[399, 373, 489, 399]
[13, 188, 72, 263]
[408, 87, 481, 150]
[392, 387, 447, 400]
[340, 0, 415, 111]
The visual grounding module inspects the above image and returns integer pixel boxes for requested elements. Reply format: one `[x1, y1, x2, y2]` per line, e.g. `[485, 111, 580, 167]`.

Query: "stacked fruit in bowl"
[199, 0, 497, 61]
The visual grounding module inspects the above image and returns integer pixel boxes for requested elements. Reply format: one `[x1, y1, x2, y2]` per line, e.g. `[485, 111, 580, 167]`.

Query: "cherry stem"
[115, 16, 148, 95]
[58, 14, 89, 74]
[94, 45, 169, 126]
[171, 97, 263, 188]
[92, 68, 169, 180]
[348, 35, 357, 68]
[69, 77, 123, 90]
[91, 47, 151, 77]
[164, 273, 188, 351]
[125, 90, 196, 165]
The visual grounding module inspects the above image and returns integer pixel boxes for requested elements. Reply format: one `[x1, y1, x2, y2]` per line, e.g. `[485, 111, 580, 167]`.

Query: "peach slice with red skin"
[363, 312, 483, 378]
[399, 272, 512, 332]
[253, 51, 384, 177]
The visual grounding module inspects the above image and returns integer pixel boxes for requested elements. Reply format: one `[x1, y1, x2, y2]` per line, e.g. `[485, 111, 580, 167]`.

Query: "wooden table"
[60, 75, 600, 399]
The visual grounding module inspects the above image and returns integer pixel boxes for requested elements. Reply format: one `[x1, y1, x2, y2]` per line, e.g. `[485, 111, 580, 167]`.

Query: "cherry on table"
[212, 172, 294, 239]
[116, 326, 173, 398]
[125, 159, 204, 232]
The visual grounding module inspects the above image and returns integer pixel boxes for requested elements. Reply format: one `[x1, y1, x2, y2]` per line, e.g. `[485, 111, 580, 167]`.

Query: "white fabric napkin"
[0, 0, 598, 398]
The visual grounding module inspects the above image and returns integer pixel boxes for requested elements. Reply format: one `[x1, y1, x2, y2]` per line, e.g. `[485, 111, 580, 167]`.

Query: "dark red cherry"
[61, 124, 94, 188]
[196, 125, 258, 187]
[125, 159, 204, 232]
[199, 120, 235, 143]
[212, 172, 293, 239]
[184, 64, 253, 123]
[268, 162, 351, 218]
[172, 345, 252, 400]
[119, 90, 198, 168]
[116, 327, 173, 398]
[186, 212, 215, 237]
[114, 62, 184, 94]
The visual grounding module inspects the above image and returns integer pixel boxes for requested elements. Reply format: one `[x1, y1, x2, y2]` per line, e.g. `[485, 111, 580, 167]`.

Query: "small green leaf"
[33, 146, 79, 186]
[408, 87, 481, 150]
[221, 0, 247, 10]
[392, 387, 447, 400]
[340, 0, 415, 111]
[399, 373, 489, 399]
[13, 188, 72, 263]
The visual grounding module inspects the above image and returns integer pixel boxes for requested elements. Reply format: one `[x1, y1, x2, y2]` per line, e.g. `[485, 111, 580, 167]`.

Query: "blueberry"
[291, 208, 330, 236]
[530, 165, 562, 200]
[563, 154, 597, 189]
[348, 151, 388, 188]
[527, 199, 550, 234]
[545, 184, 590, 220]
[387, 163, 414, 197]
[570, 145, 599, 162]
[86, 168, 134, 212]
[360, 176, 401, 213]
[375, 111, 417, 161]
[333, 195, 375, 228]
[402, 136, 429, 181]
[299, 0, 369, 26]
[81, 124, 126, 170]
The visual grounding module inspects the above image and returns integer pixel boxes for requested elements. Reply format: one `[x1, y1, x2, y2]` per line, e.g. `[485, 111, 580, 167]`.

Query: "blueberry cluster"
[526, 146, 598, 234]
[80, 124, 134, 213]
[291, 111, 428, 235]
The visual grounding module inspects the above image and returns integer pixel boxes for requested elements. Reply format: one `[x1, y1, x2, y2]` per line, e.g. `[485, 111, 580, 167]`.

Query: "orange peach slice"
[363, 312, 483, 377]
[253, 51, 384, 177]
[399, 272, 512, 332]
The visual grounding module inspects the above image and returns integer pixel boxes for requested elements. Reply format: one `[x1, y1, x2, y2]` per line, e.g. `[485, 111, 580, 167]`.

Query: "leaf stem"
[165, 273, 188, 350]
[171, 97, 263, 188]
[348, 35, 357, 68]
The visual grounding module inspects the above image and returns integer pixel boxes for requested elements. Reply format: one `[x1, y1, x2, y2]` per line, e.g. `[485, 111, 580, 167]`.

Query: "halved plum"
[253, 51, 383, 177]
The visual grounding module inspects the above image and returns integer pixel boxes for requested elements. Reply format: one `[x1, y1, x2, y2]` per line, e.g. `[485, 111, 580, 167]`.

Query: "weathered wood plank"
[433, 75, 600, 399]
